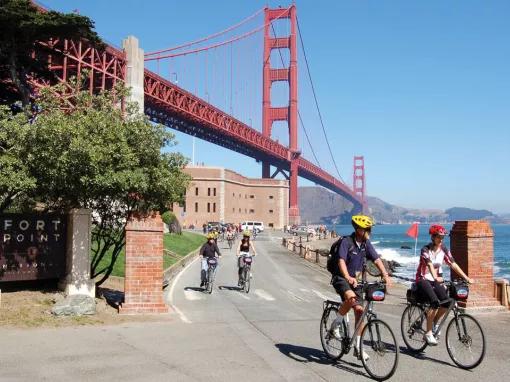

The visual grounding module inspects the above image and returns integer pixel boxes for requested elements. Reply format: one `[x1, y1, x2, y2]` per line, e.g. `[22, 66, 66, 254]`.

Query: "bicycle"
[401, 280, 486, 369]
[203, 257, 219, 294]
[320, 281, 399, 381]
[238, 251, 253, 293]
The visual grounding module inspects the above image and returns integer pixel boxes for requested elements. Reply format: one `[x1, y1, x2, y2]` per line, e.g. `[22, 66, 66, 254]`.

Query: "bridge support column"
[262, 162, 271, 178]
[122, 36, 145, 114]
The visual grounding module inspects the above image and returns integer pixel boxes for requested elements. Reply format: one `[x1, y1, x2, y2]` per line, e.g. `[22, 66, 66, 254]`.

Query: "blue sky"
[41, 1, 510, 213]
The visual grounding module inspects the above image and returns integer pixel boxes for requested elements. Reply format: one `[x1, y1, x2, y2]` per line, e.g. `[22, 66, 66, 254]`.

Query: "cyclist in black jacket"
[199, 233, 222, 287]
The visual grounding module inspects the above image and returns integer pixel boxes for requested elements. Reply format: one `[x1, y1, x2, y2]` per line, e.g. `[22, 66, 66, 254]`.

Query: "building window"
[269, 223, 274, 228]
[183, 202, 186, 213]
[245, 194, 247, 199]
[213, 203, 216, 213]
[249, 209, 254, 213]
[233, 192, 235, 197]
[239, 193, 241, 198]
[269, 209, 273, 213]
[207, 202, 211, 213]
[239, 208, 241, 213]
[232, 208, 235, 213]
[269, 195, 274, 199]
[208, 188, 211, 196]
[213, 188, 216, 196]
[250, 195, 254, 199]
[245, 208, 247, 213]
[195, 187, 199, 196]
[195, 202, 198, 212]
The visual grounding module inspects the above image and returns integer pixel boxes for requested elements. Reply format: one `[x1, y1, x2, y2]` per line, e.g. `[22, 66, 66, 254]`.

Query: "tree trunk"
[8, 53, 31, 109]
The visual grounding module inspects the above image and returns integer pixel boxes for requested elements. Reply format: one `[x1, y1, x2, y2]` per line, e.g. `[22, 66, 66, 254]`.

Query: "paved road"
[1, 231, 509, 381]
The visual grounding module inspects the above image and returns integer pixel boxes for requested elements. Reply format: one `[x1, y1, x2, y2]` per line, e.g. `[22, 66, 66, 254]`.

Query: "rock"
[366, 259, 401, 277]
[51, 294, 96, 316]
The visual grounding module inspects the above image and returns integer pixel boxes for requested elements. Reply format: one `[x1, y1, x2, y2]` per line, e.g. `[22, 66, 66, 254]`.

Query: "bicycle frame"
[408, 295, 457, 338]
[324, 293, 378, 354]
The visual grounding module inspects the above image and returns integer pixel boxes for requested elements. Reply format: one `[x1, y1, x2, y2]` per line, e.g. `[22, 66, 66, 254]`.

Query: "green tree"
[0, 0, 102, 108]
[0, 79, 190, 286]
[0, 106, 36, 211]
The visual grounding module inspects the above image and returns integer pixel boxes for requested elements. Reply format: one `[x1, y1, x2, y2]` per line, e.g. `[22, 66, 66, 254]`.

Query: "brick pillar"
[119, 213, 169, 314]
[450, 220, 501, 308]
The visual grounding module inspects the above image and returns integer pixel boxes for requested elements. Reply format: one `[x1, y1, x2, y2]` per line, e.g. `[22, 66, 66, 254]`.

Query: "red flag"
[406, 223, 419, 239]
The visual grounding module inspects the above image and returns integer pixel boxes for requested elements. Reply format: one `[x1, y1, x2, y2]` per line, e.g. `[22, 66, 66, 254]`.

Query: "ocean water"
[327, 224, 510, 282]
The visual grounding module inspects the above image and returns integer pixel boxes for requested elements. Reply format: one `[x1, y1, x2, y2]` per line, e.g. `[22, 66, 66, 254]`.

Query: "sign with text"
[0, 214, 67, 282]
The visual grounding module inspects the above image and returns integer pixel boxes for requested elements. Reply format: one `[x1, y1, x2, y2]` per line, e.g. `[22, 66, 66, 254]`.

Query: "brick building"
[172, 166, 289, 229]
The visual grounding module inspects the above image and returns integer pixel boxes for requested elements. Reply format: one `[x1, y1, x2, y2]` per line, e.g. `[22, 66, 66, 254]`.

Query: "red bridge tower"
[353, 156, 367, 213]
[262, 5, 300, 224]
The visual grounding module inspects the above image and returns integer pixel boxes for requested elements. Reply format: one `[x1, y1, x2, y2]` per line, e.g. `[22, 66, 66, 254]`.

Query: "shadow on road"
[275, 343, 371, 379]
[275, 343, 331, 365]
[399, 346, 458, 369]
[218, 285, 243, 292]
[184, 286, 205, 292]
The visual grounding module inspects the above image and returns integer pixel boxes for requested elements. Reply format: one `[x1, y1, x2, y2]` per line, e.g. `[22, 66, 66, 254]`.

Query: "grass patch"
[91, 231, 204, 277]
[163, 231, 205, 269]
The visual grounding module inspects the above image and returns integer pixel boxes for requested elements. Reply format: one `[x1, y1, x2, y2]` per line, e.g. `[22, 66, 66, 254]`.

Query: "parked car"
[207, 221, 221, 231]
[289, 225, 315, 236]
[241, 221, 265, 232]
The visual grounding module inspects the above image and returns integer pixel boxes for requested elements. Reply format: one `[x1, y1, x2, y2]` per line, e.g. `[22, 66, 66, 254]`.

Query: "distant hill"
[298, 187, 353, 225]
[298, 186, 506, 224]
[445, 207, 494, 221]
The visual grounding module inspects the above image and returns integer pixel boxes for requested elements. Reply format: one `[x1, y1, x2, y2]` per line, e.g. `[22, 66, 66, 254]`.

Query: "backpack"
[326, 236, 343, 276]
[326, 235, 355, 276]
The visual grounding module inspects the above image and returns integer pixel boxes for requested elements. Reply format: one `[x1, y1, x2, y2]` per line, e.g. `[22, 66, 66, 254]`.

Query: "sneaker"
[331, 326, 341, 339]
[424, 332, 438, 346]
[354, 347, 370, 362]
[433, 323, 442, 337]
[329, 316, 344, 339]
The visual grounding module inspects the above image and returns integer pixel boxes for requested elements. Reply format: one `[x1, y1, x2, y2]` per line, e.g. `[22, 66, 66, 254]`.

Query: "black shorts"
[416, 279, 449, 308]
[332, 276, 362, 302]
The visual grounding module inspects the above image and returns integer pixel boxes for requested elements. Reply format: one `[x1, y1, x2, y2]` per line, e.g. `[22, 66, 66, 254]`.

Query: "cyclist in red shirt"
[415, 224, 473, 345]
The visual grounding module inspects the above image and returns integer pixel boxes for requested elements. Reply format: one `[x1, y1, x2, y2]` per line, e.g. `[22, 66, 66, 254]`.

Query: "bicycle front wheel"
[446, 313, 486, 369]
[361, 319, 399, 381]
[207, 269, 214, 294]
[400, 304, 428, 353]
[244, 267, 250, 293]
[319, 306, 346, 360]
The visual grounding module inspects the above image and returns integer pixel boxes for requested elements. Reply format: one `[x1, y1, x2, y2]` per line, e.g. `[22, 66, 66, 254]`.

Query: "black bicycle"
[320, 281, 399, 381]
[401, 280, 486, 369]
[204, 257, 219, 294]
[238, 252, 253, 293]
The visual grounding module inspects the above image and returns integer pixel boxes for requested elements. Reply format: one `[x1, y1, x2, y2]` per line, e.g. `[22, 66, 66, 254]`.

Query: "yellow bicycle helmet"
[242, 230, 251, 237]
[351, 215, 375, 230]
[206, 232, 216, 240]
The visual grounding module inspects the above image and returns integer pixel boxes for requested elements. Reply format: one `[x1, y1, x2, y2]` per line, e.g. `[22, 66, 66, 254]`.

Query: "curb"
[163, 247, 201, 287]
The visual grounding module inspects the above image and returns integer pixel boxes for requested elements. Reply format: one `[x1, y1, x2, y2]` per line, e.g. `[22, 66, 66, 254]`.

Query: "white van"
[241, 221, 265, 232]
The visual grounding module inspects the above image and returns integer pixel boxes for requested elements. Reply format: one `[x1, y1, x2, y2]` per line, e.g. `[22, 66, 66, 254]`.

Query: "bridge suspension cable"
[145, 8, 289, 61]
[296, 17, 346, 184]
[144, 8, 265, 57]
